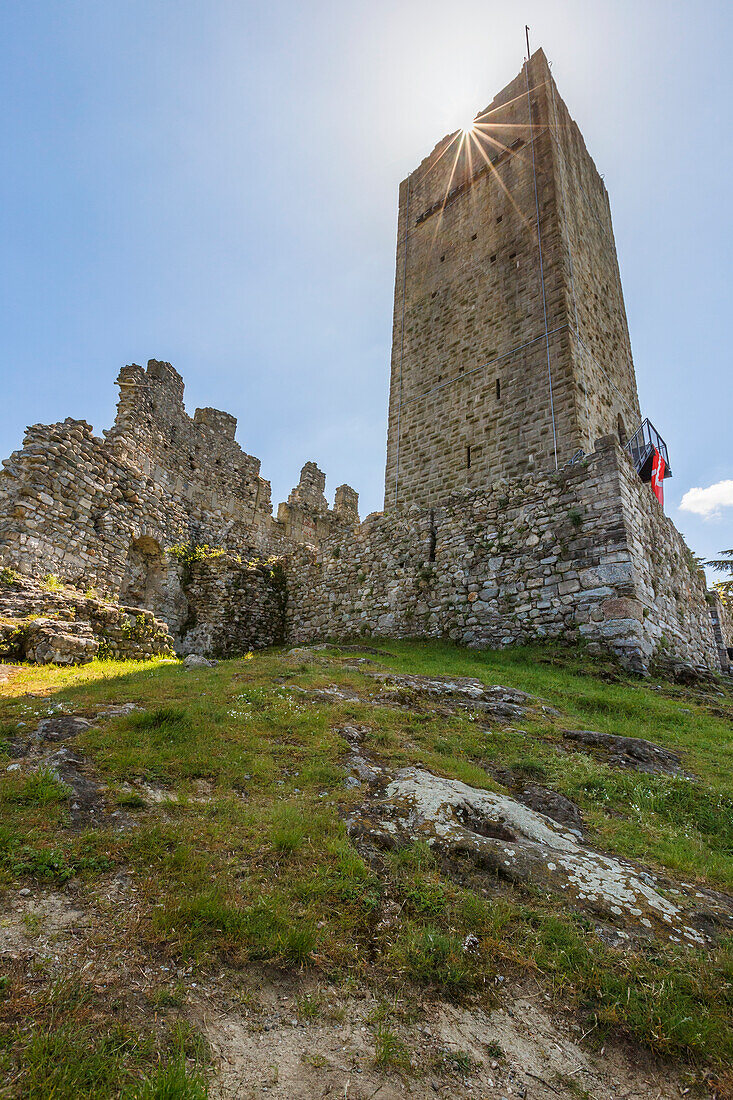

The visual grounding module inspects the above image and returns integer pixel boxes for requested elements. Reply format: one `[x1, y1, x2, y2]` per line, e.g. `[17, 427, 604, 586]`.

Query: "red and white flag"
[651, 448, 665, 506]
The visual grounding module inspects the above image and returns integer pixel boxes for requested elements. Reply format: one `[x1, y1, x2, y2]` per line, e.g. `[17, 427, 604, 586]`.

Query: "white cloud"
[679, 480, 733, 520]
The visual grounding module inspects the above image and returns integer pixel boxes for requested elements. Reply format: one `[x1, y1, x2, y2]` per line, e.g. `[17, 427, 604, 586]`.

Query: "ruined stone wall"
[718, 595, 733, 651]
[709, 592, 733, 673]
[0, 361, 358, 623]
[276, 463, 360, 548]
[613, 446, 718, 669]
[0, 569, 173, 664]
[289, 438, 720, 672]
[384, 50, 644, 511]
[176, 554, 287, 658]
[0, 361, 281, 599]
[105, 360, 276, 536]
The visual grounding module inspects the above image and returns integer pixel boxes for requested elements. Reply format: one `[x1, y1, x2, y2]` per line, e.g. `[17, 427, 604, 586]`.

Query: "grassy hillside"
[1, 641, 732, 1098]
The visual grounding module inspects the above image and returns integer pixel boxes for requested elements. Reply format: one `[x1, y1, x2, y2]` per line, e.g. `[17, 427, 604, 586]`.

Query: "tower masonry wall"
[288, 437, 720, 672]
[548, 70, 641, 450]
[384, 50, 643, 512]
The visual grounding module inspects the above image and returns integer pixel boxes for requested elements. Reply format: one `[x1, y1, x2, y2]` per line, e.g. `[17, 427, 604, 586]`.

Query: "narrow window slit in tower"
[466, 445, 472, 469]
[440, 254, 445, 263]
[428, 510, 436, 562]
[496, 378, 501, 400]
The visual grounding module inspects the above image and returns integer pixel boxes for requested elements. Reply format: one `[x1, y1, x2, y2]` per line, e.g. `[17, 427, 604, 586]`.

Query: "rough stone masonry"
[0, 51, 730, 671]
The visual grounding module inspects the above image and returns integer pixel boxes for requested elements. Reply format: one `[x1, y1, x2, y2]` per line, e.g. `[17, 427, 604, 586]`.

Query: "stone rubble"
[0, 569, 173, 664]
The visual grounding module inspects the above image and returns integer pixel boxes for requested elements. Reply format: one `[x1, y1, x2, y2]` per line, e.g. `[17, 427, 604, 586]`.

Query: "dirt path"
[195, 973, 696, 1100]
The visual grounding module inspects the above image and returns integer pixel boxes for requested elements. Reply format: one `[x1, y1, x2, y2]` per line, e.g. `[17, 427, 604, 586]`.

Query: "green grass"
[9, 766, 71, 807]
[0, 640, 732, 1087]
[374, 1025, 412, 1072]
[0, 975, 209, 1098]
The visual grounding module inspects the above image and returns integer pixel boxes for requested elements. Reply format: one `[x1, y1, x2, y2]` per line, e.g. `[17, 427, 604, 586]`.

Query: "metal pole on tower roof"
[525, 25, 531, 60]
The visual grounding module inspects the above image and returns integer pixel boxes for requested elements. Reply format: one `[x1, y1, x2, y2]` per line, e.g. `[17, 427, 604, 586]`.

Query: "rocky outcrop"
[348, 760, 733, 949]
[562, 728, 686, 775]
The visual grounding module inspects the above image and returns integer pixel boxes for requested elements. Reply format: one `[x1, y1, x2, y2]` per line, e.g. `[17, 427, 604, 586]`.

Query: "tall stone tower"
[384, 49, 642, 510]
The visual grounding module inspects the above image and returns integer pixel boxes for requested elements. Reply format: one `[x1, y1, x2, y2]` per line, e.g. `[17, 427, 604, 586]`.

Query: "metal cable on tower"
[393, 176, 410, 506]
[525, 54, 559, 470]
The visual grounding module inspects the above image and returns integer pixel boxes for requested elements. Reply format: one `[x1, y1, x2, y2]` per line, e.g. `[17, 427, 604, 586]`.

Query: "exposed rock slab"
[562, 728, 685, 775]
[8, 709, 135, 830]
[369, 672, 535, 718]
[515, 784, 584, 836]
[34, 715, 95, 743]
[348, 765, 733, 948]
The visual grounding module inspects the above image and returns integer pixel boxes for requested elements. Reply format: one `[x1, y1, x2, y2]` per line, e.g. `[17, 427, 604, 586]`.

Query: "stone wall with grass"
[174, 551, 288, 658]
[286, 436, 721, 672]
[0, 567, 173, 664]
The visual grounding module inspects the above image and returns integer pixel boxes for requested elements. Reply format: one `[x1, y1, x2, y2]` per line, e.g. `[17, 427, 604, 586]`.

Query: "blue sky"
[1, 0, 731, 579]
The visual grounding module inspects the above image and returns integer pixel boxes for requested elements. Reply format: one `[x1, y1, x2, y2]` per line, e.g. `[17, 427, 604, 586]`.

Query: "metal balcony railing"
[624, 418, 672, 482]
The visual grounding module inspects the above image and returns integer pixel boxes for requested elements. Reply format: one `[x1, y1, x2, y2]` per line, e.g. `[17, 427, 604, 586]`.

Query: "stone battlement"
[0, 361, 359, 610]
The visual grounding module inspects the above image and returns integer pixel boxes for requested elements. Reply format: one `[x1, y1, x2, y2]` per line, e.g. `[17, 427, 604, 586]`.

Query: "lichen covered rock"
[349, 765, 733, 948]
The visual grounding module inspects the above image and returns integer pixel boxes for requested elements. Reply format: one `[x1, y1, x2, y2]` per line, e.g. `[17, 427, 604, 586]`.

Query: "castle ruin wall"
[0, 360, 358, 631]
[176, 554, 287, 658]
[710, 592, 733, 673]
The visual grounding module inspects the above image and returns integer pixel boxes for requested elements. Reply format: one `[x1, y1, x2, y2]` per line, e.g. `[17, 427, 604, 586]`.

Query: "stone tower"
[384, 49, 642, 510]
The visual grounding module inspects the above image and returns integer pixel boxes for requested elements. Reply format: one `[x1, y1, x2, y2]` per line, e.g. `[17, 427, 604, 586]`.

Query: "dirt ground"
[0, 878, 713, 1100]
[197, 977, 699, 1100]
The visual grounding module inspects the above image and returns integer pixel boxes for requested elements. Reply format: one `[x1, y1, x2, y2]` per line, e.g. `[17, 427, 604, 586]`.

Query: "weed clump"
[6, 766, 71, 807]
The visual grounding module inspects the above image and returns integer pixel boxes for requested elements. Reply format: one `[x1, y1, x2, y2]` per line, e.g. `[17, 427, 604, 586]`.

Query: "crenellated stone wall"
[286, 437, 720, 672]
[276, 463, 360, 547]
[0, 360, 358, 627]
